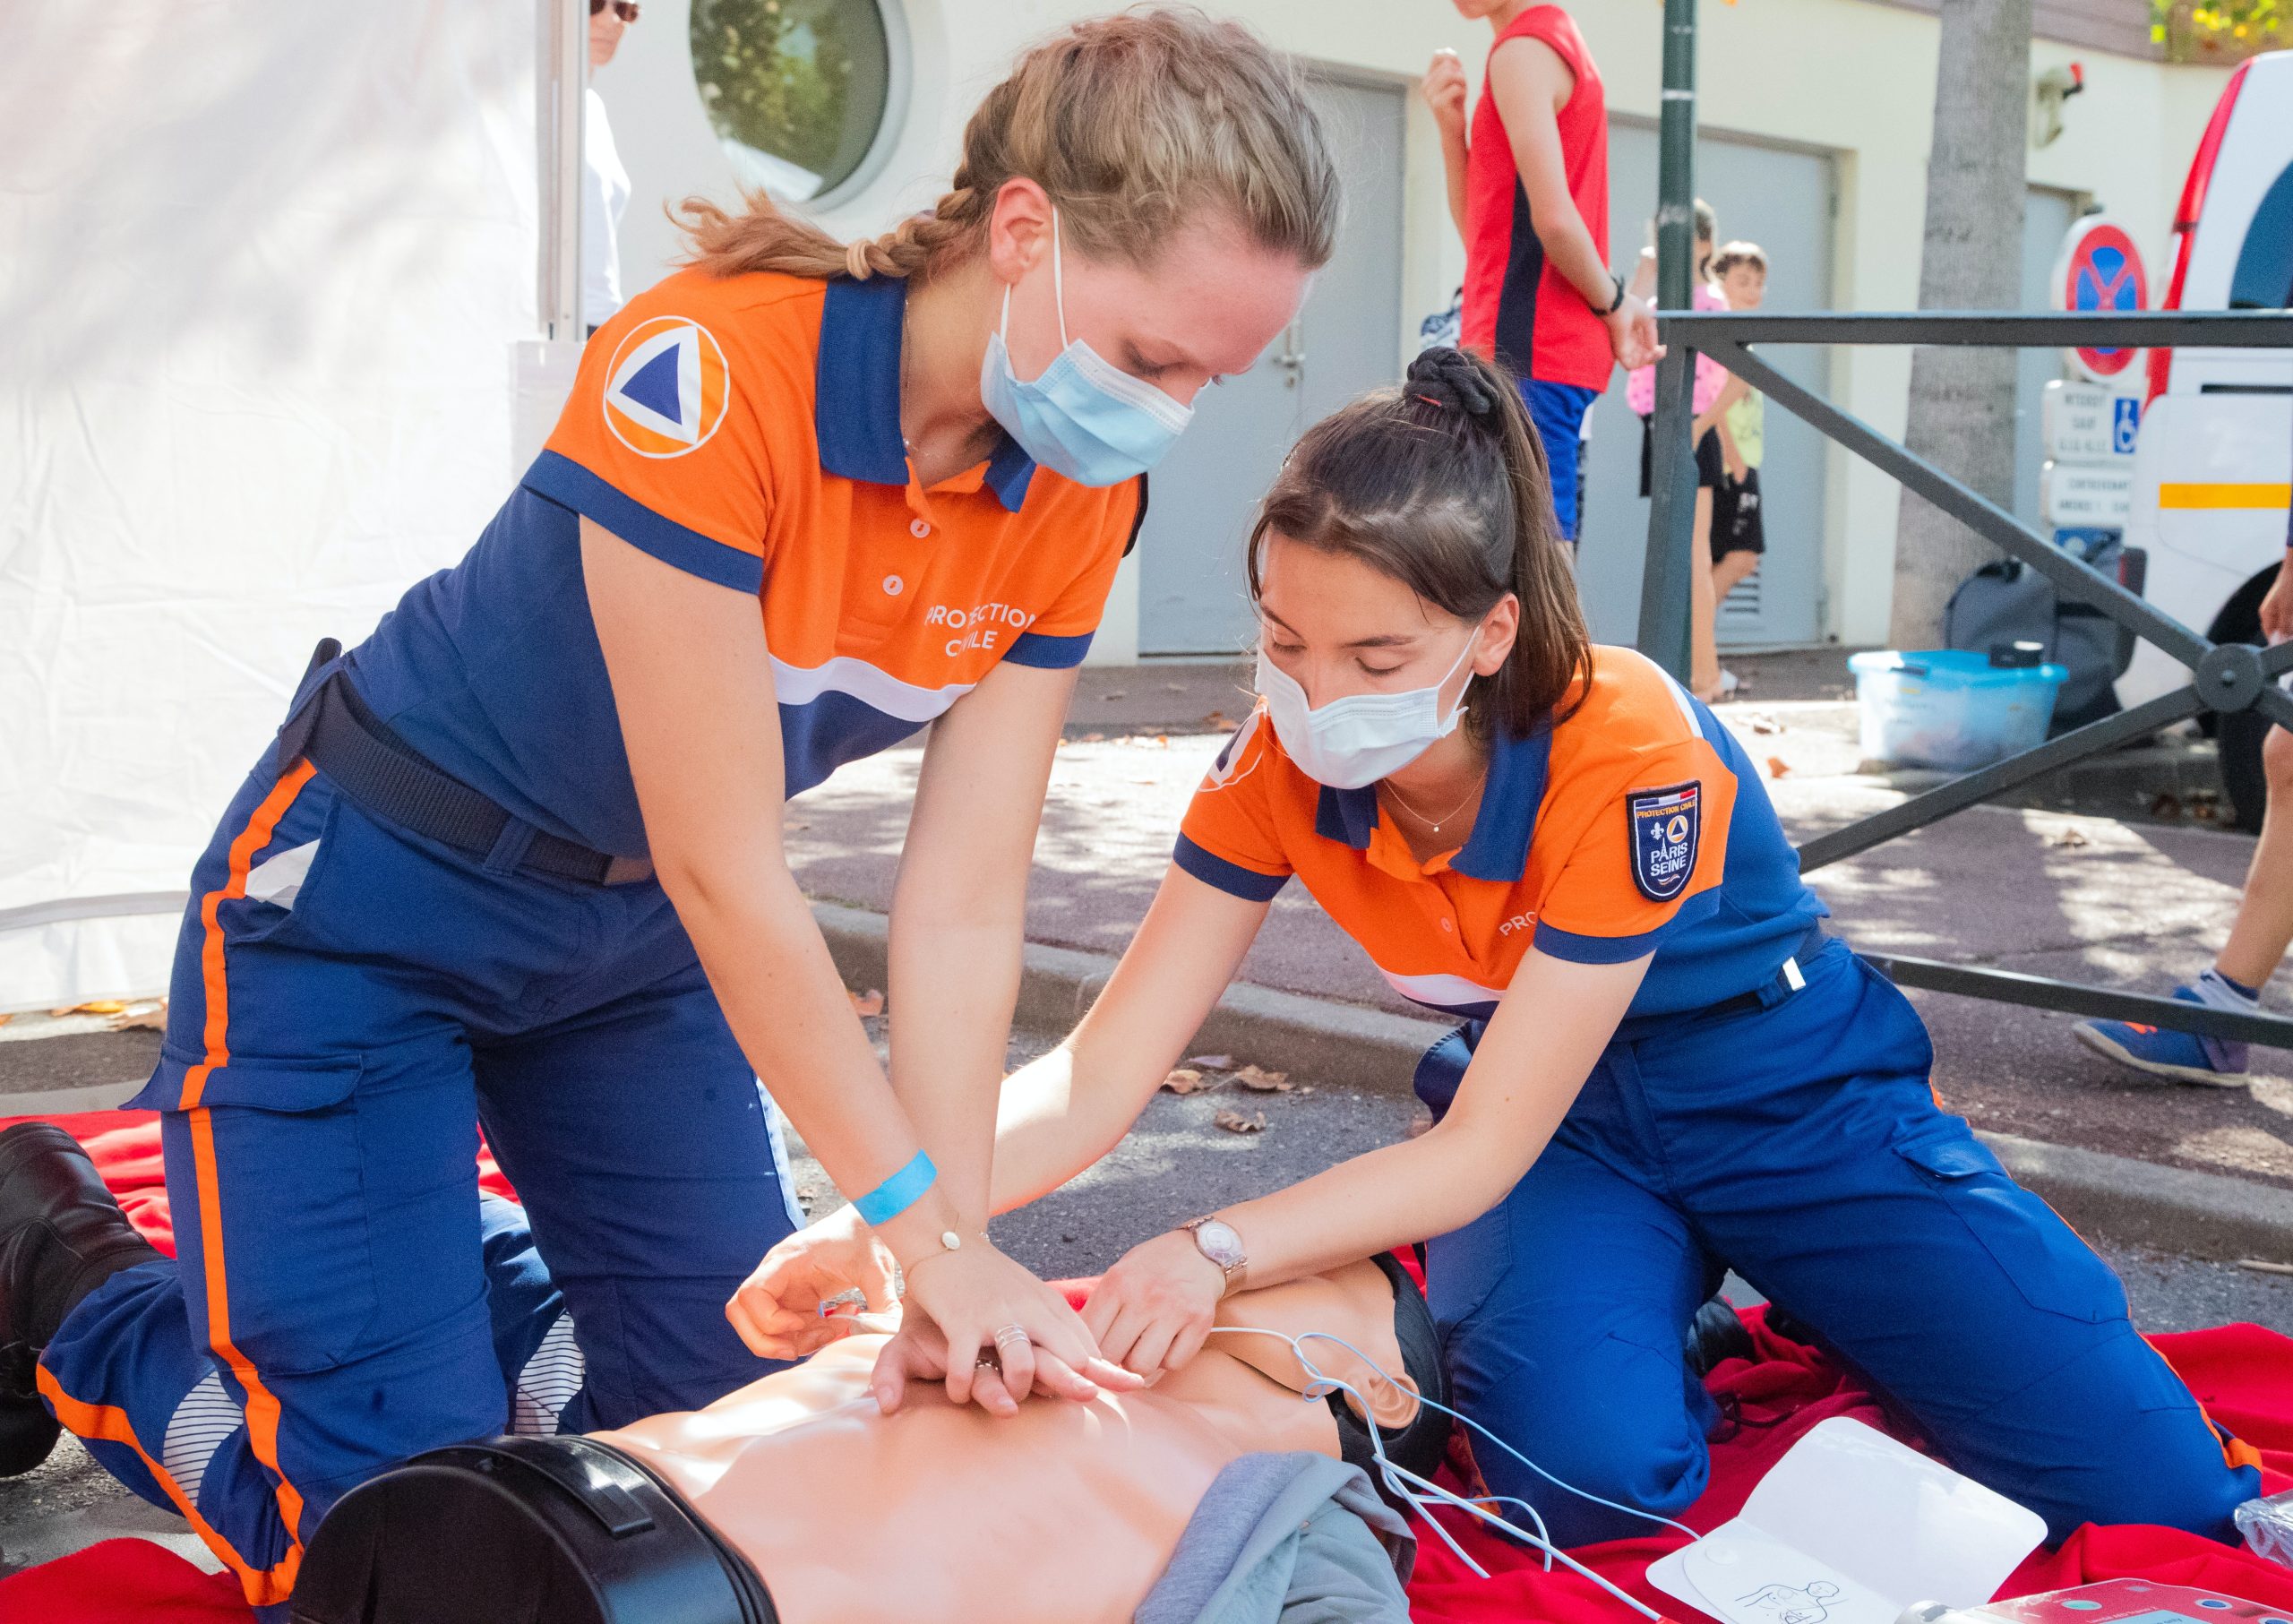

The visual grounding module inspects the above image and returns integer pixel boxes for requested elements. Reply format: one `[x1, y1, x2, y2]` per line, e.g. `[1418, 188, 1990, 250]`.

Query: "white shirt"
[582, 86, 631, 331]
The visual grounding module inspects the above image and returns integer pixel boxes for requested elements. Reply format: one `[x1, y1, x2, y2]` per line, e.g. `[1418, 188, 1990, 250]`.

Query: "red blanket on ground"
[4, 1109, 2291, 1622]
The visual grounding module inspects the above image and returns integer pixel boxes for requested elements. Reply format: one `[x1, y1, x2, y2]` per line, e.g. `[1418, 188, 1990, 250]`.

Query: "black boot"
[0, 1122, 164, 1475]
[1682, 1294, 1756, 1379]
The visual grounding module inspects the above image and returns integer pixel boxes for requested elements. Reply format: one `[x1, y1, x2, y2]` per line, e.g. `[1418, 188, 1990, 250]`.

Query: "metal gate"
[1640, 308, 2293, 1051]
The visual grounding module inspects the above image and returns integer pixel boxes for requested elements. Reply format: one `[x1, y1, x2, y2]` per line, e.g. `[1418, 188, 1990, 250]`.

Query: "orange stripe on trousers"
[38, 1365, 291, 1608]
[176, 760, 317, 1600]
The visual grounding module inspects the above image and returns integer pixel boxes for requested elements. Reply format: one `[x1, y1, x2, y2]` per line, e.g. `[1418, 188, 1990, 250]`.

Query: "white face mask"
[1256, 632, 1479, 791]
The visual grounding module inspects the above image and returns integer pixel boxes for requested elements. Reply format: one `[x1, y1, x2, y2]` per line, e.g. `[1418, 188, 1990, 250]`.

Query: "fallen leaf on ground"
[1081, 732, 1105, 743]
[1748, 715, 1782, 735]
[1203, 711, 1233, 730]
[0, 1013, 11, 1027]
[1765, 756, 1791, 779]
[849, 989, 885, 1018]
[2049, 828, 2091, 849]
[110, 1003, 167, 1032]
[1213, 1108, 1267, 1134]
[1232, 1064, 1291, 1092]
[1187, 1054, 1234, 1070]
[1162, 1069, 1208, 1095]
[2238, 1258, 2293, 1276]
[51, 1001, 128, 1017]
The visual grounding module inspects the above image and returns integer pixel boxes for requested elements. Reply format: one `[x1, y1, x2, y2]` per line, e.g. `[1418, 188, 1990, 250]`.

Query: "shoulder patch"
[1626, 781, 1701, 902]
[602, 316, 732, 459]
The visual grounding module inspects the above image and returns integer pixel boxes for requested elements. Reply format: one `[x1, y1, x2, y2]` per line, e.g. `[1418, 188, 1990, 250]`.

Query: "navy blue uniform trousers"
[1419, 939, 2258, 1549]
[39, 755, 799, 1612]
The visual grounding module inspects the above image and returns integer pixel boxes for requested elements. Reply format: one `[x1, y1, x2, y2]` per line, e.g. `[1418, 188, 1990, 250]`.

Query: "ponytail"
[1246, 347, 1592, 741]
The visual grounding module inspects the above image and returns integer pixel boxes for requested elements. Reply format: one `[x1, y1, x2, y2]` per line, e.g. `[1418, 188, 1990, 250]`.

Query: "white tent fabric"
[0, 4, 542, 1009]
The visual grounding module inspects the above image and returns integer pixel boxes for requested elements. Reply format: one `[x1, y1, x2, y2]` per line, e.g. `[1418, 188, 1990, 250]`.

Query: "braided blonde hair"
[677, 7, 1339, 283]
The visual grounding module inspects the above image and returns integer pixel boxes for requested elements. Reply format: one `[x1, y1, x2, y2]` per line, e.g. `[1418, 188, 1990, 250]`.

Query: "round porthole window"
[690, 0, 906, 205]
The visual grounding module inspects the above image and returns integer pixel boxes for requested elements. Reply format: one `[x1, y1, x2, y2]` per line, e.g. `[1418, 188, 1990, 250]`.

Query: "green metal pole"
[1636, 0, 1699, 681]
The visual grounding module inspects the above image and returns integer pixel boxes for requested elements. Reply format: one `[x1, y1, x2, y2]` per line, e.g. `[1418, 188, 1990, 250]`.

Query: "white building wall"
[596, 0, 2233, 650]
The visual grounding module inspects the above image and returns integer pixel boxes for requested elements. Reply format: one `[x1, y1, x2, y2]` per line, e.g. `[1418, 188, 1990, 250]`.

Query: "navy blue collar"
[1312, 723, 1551, 881]
[814, 276, 1036, 512]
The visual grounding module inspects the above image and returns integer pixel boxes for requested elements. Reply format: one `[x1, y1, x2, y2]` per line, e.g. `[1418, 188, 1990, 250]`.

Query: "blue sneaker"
[2074, 986, 2250, 1086]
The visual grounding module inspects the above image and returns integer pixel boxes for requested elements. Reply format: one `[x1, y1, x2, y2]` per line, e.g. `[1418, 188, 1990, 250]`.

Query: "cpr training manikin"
[287, 1256, 1447, 1624]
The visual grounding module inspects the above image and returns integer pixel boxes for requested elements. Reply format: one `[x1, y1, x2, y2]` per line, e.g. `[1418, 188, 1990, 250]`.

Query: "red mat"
[4, 1109, 2291, 1622]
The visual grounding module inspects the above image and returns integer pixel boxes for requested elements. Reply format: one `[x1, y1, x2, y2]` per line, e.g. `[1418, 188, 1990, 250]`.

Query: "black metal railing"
[1642, 308, 2293, 1050]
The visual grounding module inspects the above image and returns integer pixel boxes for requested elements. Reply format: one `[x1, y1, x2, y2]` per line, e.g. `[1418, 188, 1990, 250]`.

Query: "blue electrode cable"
[1204, 1324, 1702, 1617]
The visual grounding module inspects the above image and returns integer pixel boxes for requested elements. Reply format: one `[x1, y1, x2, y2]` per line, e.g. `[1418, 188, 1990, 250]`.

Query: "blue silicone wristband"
[853, 1151, 938, 1227]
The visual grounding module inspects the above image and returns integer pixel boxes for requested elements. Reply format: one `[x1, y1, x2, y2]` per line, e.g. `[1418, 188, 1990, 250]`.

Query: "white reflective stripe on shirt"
[770, 654, 978, 725]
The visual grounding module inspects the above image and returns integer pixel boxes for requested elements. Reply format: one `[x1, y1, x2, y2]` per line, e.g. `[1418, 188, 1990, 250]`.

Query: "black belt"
[1681, 922, 1830, 1025]
[275, 640, 654, 888]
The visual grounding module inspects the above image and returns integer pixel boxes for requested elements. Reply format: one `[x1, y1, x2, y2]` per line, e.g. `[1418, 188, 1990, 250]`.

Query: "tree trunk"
[1887, 0, 2034, 649]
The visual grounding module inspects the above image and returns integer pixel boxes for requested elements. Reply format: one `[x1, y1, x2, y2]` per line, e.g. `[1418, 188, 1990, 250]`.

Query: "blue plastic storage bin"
[1848, 649, 2069, 771]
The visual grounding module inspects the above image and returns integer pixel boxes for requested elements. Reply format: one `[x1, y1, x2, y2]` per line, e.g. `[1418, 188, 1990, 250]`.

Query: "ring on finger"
[992, 1323, 1029, 1350]
[974, 1351, 1001, 1371]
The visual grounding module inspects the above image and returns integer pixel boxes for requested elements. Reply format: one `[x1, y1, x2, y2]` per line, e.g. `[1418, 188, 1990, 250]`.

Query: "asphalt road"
[2, 1018, 2289, 1580]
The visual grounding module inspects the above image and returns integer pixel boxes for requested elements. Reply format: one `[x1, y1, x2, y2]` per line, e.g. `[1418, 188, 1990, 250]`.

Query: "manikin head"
[1200, 1255, 1446, 1476]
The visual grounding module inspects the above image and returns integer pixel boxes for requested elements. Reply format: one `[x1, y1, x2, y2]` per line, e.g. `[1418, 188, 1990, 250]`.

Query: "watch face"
[1194, 1220, 1244, 1269]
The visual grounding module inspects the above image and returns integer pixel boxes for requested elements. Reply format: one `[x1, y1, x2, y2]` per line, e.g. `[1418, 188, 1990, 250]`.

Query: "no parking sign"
[2050, 214, 2149, 386]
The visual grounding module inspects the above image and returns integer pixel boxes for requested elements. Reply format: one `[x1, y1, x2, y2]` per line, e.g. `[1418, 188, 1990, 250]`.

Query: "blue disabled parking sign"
[2111, 396, 2141, 454]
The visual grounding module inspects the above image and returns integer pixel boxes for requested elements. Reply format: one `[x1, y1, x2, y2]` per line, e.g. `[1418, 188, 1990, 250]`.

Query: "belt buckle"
[601, 855, 655, 886]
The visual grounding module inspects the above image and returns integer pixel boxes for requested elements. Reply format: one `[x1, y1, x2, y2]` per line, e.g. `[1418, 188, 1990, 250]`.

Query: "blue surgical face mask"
[978, 209, 1194, 486]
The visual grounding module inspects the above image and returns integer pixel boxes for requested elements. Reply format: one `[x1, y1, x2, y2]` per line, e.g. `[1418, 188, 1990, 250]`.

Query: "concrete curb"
[812, 900, 2293, 1265]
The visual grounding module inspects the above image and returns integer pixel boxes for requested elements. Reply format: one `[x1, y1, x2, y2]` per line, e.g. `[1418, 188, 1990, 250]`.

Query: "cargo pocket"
[1891, 1129, 2126, 1325]
[228, 786, 346, 949]
[143, 1046, 378, 1374]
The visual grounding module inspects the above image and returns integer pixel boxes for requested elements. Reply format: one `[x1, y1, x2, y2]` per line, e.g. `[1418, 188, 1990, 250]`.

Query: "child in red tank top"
[1421, 2, 1659, 545]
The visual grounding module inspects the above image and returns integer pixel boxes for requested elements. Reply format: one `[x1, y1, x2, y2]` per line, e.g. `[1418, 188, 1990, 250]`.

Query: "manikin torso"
[592, 1262, 1419, 1624]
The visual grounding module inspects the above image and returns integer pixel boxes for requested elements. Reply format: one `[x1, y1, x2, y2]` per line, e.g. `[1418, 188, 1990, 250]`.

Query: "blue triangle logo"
[619, 340, 686, 426]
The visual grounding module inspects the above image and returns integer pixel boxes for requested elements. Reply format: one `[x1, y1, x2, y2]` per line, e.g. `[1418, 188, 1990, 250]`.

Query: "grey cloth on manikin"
[1133, 1451, 1418, 1624]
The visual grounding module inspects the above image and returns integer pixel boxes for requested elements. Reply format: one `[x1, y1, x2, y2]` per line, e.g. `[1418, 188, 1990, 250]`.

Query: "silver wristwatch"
[1181, 1216, 1247, 1287]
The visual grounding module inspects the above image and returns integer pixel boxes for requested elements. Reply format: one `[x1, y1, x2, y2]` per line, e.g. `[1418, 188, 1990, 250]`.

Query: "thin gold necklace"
[1380, 769, 1487, 835]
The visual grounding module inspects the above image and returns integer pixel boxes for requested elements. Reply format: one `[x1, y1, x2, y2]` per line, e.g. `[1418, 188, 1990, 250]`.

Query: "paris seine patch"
[1626, 782, 1701, 903]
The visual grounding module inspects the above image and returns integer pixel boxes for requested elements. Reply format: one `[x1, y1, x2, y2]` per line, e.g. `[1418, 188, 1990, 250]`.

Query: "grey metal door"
[1137, 75, 1407, 656]
[1576, 124, 1837, 649]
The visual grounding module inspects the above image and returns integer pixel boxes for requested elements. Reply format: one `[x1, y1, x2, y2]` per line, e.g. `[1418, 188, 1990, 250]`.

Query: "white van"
[2116, 48, 2293, 825]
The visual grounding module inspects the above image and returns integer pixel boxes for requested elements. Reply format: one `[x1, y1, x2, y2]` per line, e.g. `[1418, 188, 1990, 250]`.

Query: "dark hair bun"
[1404, 347, 1501, 418]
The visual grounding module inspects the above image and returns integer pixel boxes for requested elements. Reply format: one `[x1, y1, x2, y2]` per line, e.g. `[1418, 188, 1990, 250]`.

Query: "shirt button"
[909, 518, 932, 539]
[882, 574, 904, 597]
[1439, 919, 1455, 932]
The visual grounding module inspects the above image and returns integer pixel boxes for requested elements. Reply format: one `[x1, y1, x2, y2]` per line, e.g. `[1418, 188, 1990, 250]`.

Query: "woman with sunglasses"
[0, 12, 1337, 1615]
[584, 0, 641, 336]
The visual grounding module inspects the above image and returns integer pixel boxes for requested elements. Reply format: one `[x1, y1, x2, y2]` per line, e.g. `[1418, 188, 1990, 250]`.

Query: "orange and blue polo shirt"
[1175, 648, 1827, 1020]
[348, 268, 1143, 856]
